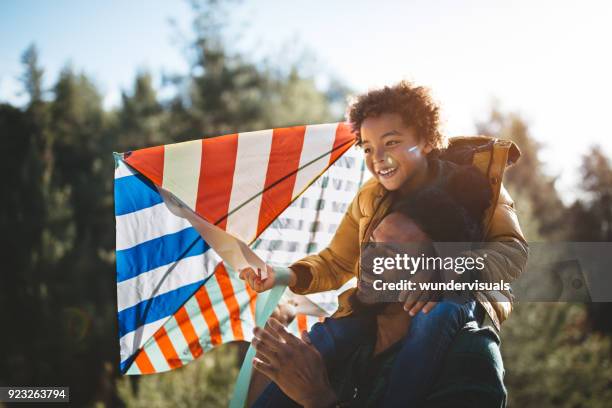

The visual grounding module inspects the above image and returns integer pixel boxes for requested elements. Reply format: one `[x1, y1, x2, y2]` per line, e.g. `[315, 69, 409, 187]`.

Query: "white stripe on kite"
[207, 273, 235, 344]
[162, 140, 202, 211]
[292, 124, 338, 200]
[182, 293, 213, 348]
[115, 202, 192, 251]
[119, 316, 168, 364]
[226, 129, 274, 242]
[162, 316, 194, 365]
[115, 159, 137, 179]
[143, 337, 171, 373]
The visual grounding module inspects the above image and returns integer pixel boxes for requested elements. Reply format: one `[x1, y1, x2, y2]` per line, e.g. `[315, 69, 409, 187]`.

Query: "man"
[250, 179, 506, 406]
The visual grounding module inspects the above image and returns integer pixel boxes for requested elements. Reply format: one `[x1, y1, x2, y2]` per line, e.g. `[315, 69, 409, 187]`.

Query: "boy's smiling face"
[360, 113, 432, 192]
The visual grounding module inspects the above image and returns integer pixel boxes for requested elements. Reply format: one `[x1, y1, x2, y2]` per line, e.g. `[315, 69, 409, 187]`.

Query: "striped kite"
[113, 123, 367, 398]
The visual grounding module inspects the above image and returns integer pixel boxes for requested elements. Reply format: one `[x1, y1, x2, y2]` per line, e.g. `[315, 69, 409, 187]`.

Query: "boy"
[240, 80, 528, 332]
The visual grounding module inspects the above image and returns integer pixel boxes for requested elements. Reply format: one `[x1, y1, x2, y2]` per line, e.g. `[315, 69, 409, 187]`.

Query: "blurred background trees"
[477, 108, 612, 407]
[1, 0, 611, 407]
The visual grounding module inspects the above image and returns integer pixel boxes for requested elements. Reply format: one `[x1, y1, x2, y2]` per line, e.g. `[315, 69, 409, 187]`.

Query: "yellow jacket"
[289, 136, 529, 330]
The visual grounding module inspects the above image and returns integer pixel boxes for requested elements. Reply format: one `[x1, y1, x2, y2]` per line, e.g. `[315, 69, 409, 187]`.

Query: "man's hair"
[392, 165, 492, 242]
[347, 80, 447, 150]
[351, 165, 492, 313]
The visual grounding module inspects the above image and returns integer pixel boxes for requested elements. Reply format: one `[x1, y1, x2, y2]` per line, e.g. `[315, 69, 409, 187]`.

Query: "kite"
[113, 123, 367, 402]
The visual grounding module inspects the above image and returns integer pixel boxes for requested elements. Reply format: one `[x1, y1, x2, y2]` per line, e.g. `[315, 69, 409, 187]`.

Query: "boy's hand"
[400, 269, 441, 316]
[238, 265, 297, 292]
[239, 265, 276, 292]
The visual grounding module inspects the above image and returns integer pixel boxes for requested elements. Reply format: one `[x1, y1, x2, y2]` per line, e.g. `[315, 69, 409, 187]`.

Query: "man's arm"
[251, 319, 338, 408]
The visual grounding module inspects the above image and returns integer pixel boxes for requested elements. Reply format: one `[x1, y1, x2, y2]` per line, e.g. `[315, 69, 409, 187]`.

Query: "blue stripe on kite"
[114, 173, 163, 216]
[116, 227, 209, 282]
[119, 358, 131, 373]
[117, 279, 205, 339]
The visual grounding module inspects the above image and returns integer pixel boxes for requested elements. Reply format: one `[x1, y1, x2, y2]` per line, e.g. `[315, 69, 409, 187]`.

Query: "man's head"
[355, 212, 435, 312]
[354, 165, 492, 309]
[347, 81, 447, 192]
[391, 165, 492, 242]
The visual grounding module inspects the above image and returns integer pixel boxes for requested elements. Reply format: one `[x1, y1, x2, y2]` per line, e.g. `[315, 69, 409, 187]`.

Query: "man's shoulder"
[447, 323, 502, 361]
[425, 323, 507, 407]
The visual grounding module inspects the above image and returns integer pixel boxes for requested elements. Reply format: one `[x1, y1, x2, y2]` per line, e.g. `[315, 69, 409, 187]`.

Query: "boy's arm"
[288, 191, 362, 295]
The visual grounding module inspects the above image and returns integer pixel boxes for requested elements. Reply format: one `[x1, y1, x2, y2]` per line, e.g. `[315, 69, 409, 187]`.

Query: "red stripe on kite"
[297, 314, 308, 334]
[133, 349, 155, 374]
[256, 126, 306, 236]
[124, 145, 165, 186]
[328, 123, 356, 165]
[175, 306, 204, 359]
[195, 287, 223, 346]
[196, 133, 239, 229]
[154, 327, 182, 369]
[214, 263, 245, 341]
[244, 284, 258, 322]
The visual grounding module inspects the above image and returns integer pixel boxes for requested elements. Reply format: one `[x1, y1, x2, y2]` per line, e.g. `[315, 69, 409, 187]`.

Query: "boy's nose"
[373, 150, 385, 162]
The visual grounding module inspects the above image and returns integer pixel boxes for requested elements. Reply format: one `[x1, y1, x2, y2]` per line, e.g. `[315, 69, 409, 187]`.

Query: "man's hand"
[400, 269, 441, 316]
[252, 318, 337, 408]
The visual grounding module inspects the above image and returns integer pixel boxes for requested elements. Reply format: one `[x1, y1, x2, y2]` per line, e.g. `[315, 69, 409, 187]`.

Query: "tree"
[577, 147, 612, 241]
[566, 147, 612, 334]
[476, 108, 567, 239]
[116, 72, 166, 149]
[164, 0, 338, 143]
[0, 0, 349, 405]
[20, 44, 45, 104]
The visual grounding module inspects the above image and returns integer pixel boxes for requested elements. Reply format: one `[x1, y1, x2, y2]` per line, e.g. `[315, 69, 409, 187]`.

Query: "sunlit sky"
[2, 0, 611, 202]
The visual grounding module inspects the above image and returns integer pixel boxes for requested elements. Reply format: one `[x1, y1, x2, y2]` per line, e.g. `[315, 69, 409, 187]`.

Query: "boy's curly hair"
[347, 80, 447, 150]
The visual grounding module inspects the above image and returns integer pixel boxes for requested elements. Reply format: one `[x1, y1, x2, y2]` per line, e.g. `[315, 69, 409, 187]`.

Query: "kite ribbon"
[229, 266, 294, 408]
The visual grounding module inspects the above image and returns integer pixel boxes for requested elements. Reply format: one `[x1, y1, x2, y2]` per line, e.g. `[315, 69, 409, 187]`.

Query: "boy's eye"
[386, 140, 400, 147]
[363, 147, 372, 154]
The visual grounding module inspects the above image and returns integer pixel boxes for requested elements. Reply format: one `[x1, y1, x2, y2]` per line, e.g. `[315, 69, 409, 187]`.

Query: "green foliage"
[476, 107, 567, 239]
[116, 345, 240, 408]
[501, 303, 612, 408]
[115, 72, 167, 149]
[20, 44, 45, 103]
[0, 1, 345, 406]
[2, 1, 610, 406]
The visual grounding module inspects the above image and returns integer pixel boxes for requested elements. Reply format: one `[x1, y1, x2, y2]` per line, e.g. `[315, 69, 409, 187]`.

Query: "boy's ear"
[421, 143, 433, 155]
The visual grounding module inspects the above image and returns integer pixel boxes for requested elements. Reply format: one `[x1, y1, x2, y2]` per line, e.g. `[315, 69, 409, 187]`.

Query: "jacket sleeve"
[476, 183, 529, 284]
[288, 190, 362, 295]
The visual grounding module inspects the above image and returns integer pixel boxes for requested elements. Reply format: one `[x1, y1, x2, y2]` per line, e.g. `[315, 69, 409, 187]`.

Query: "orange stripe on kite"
[297, 314, 308, 334]
[195, 286, 223, 346]
[244, 284, 258, 321]
[175, 306, 203, 359]
[124, 144, 165, 186]
[196, 133, 239, 229]
[214, 264, 245, 340]
[257, 126, 306, 236]
[329, 123, 356, 165]
[133, 349, 156, 374]
[154, 327, 182, 369]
